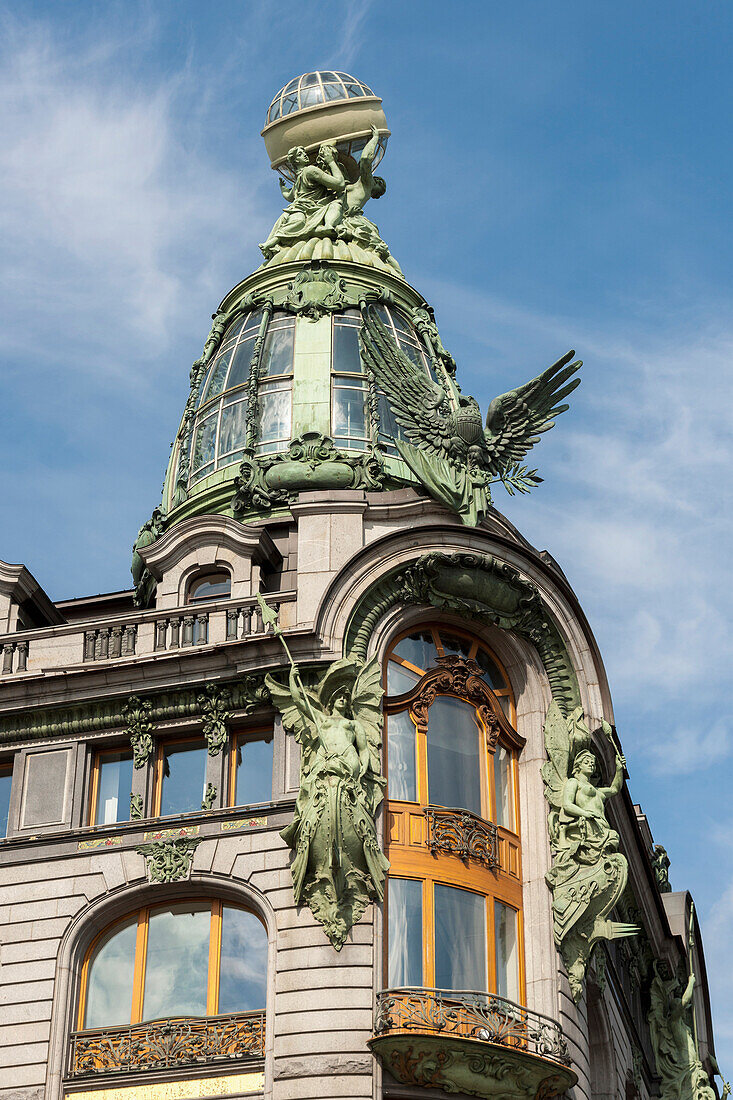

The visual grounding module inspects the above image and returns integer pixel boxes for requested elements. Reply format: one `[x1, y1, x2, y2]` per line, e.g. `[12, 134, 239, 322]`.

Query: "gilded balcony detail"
[68, 1011, 265, 1078]
[370, 988, 576, 1099]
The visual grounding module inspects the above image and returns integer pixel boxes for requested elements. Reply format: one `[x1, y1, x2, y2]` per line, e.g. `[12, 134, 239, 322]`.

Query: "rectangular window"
[434, 884, 487, 991]
[157, 740, 208, 817]
[386, 710, 417, 802]
[332, 376, 369, 450]
[142, 901, 211, 1021]
[91, 750, 134, 826]
[257, 379, 292, 454]
[388, 877, 423, 987]
[260, 316, 295, 378]
[231, 734, 274, 807]
[0, 763, 12, 838]
[494, 745, 514, 830]
[494, 901, 519, 1002]
[426, 697, 483, 817]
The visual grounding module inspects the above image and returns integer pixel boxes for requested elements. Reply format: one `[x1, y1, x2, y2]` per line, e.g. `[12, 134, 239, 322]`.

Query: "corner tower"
[0, 73, 725, 1100]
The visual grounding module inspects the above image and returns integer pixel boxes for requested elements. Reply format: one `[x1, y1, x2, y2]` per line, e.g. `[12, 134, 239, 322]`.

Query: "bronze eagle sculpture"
[359, 306, 582, 524]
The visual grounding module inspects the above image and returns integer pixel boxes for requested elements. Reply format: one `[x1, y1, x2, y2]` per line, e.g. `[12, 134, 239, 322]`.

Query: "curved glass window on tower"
[186, 310, 296, 484]
[330, 305, 440, 456]
[266, 72, 375, 124]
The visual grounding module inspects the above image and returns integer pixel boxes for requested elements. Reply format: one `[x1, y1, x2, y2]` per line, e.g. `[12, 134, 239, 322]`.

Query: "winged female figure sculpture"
[259, 596, 389, 948]
[541, 701, 639, 1001]
[359, 306, 582, 525]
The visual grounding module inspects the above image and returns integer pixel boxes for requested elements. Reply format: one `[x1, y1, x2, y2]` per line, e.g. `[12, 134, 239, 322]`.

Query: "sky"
[0, 0, 731, 1074]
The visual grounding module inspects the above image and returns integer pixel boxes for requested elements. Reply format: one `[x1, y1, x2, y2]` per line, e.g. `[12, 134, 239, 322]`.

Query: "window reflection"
[434, 885, 487, 991]
[494, 902, 519, 1001]
[81, 901, 268, 1029]
[388, 878, 422, 986]
[233, 736, 274, 807]
[386, 711, 417, 802]
[94, 751, 133, 826]
[0, 767, 11, 838]
[143, 903, 210, 1021]
[427, 697, 482, 816]
[159, 742, 207, 817]
[494, 745, 513, 830]
[84, 917, 137, 1028]
[219, 907, 268, 1013]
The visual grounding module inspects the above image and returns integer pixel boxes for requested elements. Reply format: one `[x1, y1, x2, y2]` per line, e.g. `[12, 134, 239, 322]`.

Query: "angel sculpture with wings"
[541, 701, 638, 1001]
[259, 597, 389, 948]
[359, 306, 582, 525]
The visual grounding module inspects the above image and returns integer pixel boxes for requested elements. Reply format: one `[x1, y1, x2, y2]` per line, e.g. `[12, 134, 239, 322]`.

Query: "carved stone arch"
[45, 871, 277, 1100]
[343, 549, 581, 715]
[586, 981, 619, 1100]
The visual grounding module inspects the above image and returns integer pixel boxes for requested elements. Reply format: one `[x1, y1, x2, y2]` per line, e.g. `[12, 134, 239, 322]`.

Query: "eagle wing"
[359, 307, 453, 458]
[483, 350, 581, 474]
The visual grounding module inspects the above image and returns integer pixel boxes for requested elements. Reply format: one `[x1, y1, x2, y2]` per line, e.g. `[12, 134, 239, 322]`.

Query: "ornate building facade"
[0, 72, 725, 1100]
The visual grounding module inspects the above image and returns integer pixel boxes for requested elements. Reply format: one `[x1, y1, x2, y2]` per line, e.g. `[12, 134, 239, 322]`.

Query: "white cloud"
[0, 16, 265, 384]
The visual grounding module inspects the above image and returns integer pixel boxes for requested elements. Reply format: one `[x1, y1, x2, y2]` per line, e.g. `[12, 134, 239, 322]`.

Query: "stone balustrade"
[0, 593, 294, 678]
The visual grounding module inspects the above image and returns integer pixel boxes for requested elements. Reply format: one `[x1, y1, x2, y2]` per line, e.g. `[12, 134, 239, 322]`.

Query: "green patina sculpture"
[653, 843, 672, 893]
[131, 507, 166, 608]
[541, 701, 638, 1001]
[359, 306, 581, 525]
[201, 783, 217, 811]
[649, 960, 720, 1100]
[198, 683, 231, 756]
[259, 129, 401, 274]
[136, 837, 201, 884]
[259, 595, 389, 949]
[231, 431, 385, 514]
[124, 695, 155, 769]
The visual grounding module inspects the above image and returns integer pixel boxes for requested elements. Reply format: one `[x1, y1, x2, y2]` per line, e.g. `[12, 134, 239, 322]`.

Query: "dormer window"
[188, 571, 231, 603]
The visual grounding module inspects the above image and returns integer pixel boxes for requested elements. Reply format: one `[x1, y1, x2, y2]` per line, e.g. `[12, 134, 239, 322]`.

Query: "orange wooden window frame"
[227, 728, 274, 808]
[87, 748, 134, 827]
[383, 623, 526, 1003]
[77, 899, 263, 1029]
[153, 736, 207, 818]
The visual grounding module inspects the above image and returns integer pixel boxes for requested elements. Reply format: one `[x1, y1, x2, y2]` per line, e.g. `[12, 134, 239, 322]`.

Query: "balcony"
[68, 1011, 265, 1079]
[370, 988, 576, 1099]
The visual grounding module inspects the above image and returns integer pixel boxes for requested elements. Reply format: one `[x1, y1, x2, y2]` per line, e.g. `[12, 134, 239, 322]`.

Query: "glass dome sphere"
[266, 72, 375, 125]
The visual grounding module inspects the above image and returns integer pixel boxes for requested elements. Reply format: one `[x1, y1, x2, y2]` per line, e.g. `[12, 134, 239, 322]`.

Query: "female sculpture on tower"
[260, 596, 389, 948]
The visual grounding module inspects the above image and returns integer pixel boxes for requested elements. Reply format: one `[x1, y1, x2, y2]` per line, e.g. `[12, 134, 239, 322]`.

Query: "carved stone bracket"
[123, 696, 155, 769]
[345, 550, 579, 714]
[136, 837, 201, 883]
[198, 683, 231, 756]
[232, 431, 385, 515]
[425, 805, 498, 869]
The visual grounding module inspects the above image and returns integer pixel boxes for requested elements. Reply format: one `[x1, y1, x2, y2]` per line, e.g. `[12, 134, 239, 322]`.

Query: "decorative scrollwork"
[401, 655, 520, 752]
[425, 806, 498, 869]
[69, 1011, 265, 1077]
[374, 988, 572, 1068]
[124, 695, 154, 768]
[136, 837, 200, 883]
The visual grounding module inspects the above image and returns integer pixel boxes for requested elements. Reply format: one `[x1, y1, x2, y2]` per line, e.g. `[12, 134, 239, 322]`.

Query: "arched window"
[383, 625, 524, 1003]
[188, 570, 232, 603]
[79, 900, 267, 1029]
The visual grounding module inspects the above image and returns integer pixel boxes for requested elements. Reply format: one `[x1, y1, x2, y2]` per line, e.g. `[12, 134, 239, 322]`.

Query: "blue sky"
[0, 0, 731, 1070]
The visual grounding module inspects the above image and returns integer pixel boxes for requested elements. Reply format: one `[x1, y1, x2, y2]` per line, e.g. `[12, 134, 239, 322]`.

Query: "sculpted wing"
[541, 700, 572, 809]
[351, 656, 385, 776]
[264, 673, 321, 745]
[483, 351, 582, 474]
[359, 307, 452, 459]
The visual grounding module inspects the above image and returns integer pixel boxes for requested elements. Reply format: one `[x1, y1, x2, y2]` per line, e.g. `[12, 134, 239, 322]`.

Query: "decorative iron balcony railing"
[374, 987, 571, 1068]
[424, 805, 499, 868]
[68, 1011, 265, 1078]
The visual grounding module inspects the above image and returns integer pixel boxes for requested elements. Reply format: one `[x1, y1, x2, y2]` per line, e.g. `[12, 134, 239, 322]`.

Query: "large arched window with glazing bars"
[383, 624, 525, 1002]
